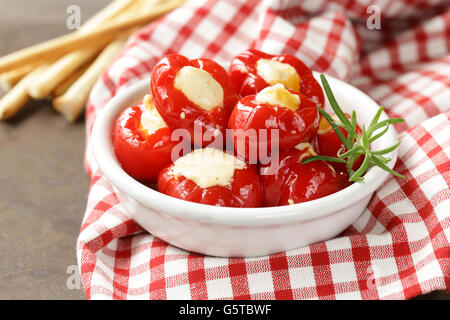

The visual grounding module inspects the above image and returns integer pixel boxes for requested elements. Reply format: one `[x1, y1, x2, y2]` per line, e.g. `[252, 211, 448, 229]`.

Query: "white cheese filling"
[254, 84, 300, 111]
[295, 142, 317, 161]
[256, 58, 300, 92]
[317, 113, 340, 134]
[140, 94, 168, 135]
[168, 147, 246, 188]
[174, 66, 224, 111]
[295, 142, 335, 172]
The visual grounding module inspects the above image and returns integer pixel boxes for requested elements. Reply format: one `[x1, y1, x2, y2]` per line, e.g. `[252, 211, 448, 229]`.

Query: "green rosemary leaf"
[349, 152, 371, 182]
[372, 142, 401, 155]
[369, 123, 389, 142]
[338, 145, 363, 158]
[375, 153, 390, 162]
[371, 156, 406, 178]
[320, 74, 355, 134]
[318, 108, 351, 150]
[301, 155, 347, 165]
[368, 118, 404, 135]
[333, 122, 347, 130]
[362, 125, 369, 150]
[351, 110, 357, 130]
[370, 106, 384, 127]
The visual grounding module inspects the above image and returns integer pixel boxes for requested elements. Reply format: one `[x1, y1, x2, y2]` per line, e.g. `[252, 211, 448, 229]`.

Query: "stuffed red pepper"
[260, 143, 344, 206]
[228, 83, 319, 161]
[158, 148, 262, 207]
[113, 94, 178, 182]
[228, 49, 324, 107]
[151, 54, 238, 147]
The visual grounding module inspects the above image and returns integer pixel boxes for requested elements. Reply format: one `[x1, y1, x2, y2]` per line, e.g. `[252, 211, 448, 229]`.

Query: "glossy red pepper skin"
[158, 163, 262, 208]
[150, 54, 238, 147]
[228, 92, 319, 161]
[316, 114, 363, 172]
[260, 148, 343, 206]
[113, 105, 177, 182]
[228, 49, 324, 107]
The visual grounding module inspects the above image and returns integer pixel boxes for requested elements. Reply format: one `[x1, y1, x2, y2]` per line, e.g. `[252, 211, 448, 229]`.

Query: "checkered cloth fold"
[78, 0, 450, 299]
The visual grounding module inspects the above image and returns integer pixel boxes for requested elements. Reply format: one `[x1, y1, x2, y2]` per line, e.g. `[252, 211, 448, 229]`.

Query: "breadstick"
[27, 0, 139, 99]
[27, 45, 106, 99]
[52, 60, 93, 98]
[4, 0, 138, 92]
[53, 37, 127, 122]
[81, 0, 136, 30]
[0, 64, 48, 120]
[117, 0, 163, 21]
[0, 0, 186, 73]
[0, 63, 38, 92]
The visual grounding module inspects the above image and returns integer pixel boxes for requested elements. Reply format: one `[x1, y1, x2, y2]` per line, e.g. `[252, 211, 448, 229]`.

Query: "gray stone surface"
[0, 101, 88, 299]
[0, 0, 448, 300]
[0, 0, 109, 300]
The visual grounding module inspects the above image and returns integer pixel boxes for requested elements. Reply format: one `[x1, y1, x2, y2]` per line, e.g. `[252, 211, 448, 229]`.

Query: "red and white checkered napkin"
[77, 0, 450, 299]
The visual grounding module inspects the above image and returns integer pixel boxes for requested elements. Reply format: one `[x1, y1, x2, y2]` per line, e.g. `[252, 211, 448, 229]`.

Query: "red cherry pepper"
[113, 102, 178, 182]
[228, 86, 319, 161]
[151, 54, 238, 147]
[158, 149, 262, 207]
[228, 49, 324, 107]
[260, 146, 344, 206]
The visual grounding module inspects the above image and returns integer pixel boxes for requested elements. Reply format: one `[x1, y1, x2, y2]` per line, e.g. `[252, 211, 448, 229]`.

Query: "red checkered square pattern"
[77, 0, 450, 299]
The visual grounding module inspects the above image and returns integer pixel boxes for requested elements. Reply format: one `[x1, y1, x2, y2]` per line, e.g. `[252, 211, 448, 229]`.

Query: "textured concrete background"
[0, 0, 448, 300]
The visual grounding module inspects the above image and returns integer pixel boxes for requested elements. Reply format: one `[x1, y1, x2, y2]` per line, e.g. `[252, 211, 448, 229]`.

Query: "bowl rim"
[91, 72, 398, 226]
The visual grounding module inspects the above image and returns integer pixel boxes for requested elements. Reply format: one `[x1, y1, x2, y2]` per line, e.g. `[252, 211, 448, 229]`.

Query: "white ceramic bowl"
[91, 73, 398, 257]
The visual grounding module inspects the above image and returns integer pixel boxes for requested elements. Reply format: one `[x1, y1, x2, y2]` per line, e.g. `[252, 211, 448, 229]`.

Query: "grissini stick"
[0, 63, 38, 92]
[27, 45, 106, 99]
[117, 0, 162, 21]
[0, 0, 134, 80]
[27, 0, 137, 99]
[52, 60, 93, 98]
[0, 64, 49, 120]
[53, 37, 128, 122]
[0, 0, 135, 92]
[81, 0, 136, 30]
[0, 0, 186, 73]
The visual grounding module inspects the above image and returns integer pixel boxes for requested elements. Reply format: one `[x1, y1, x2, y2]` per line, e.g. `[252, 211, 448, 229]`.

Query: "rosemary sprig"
[302, 74, 406, 182]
